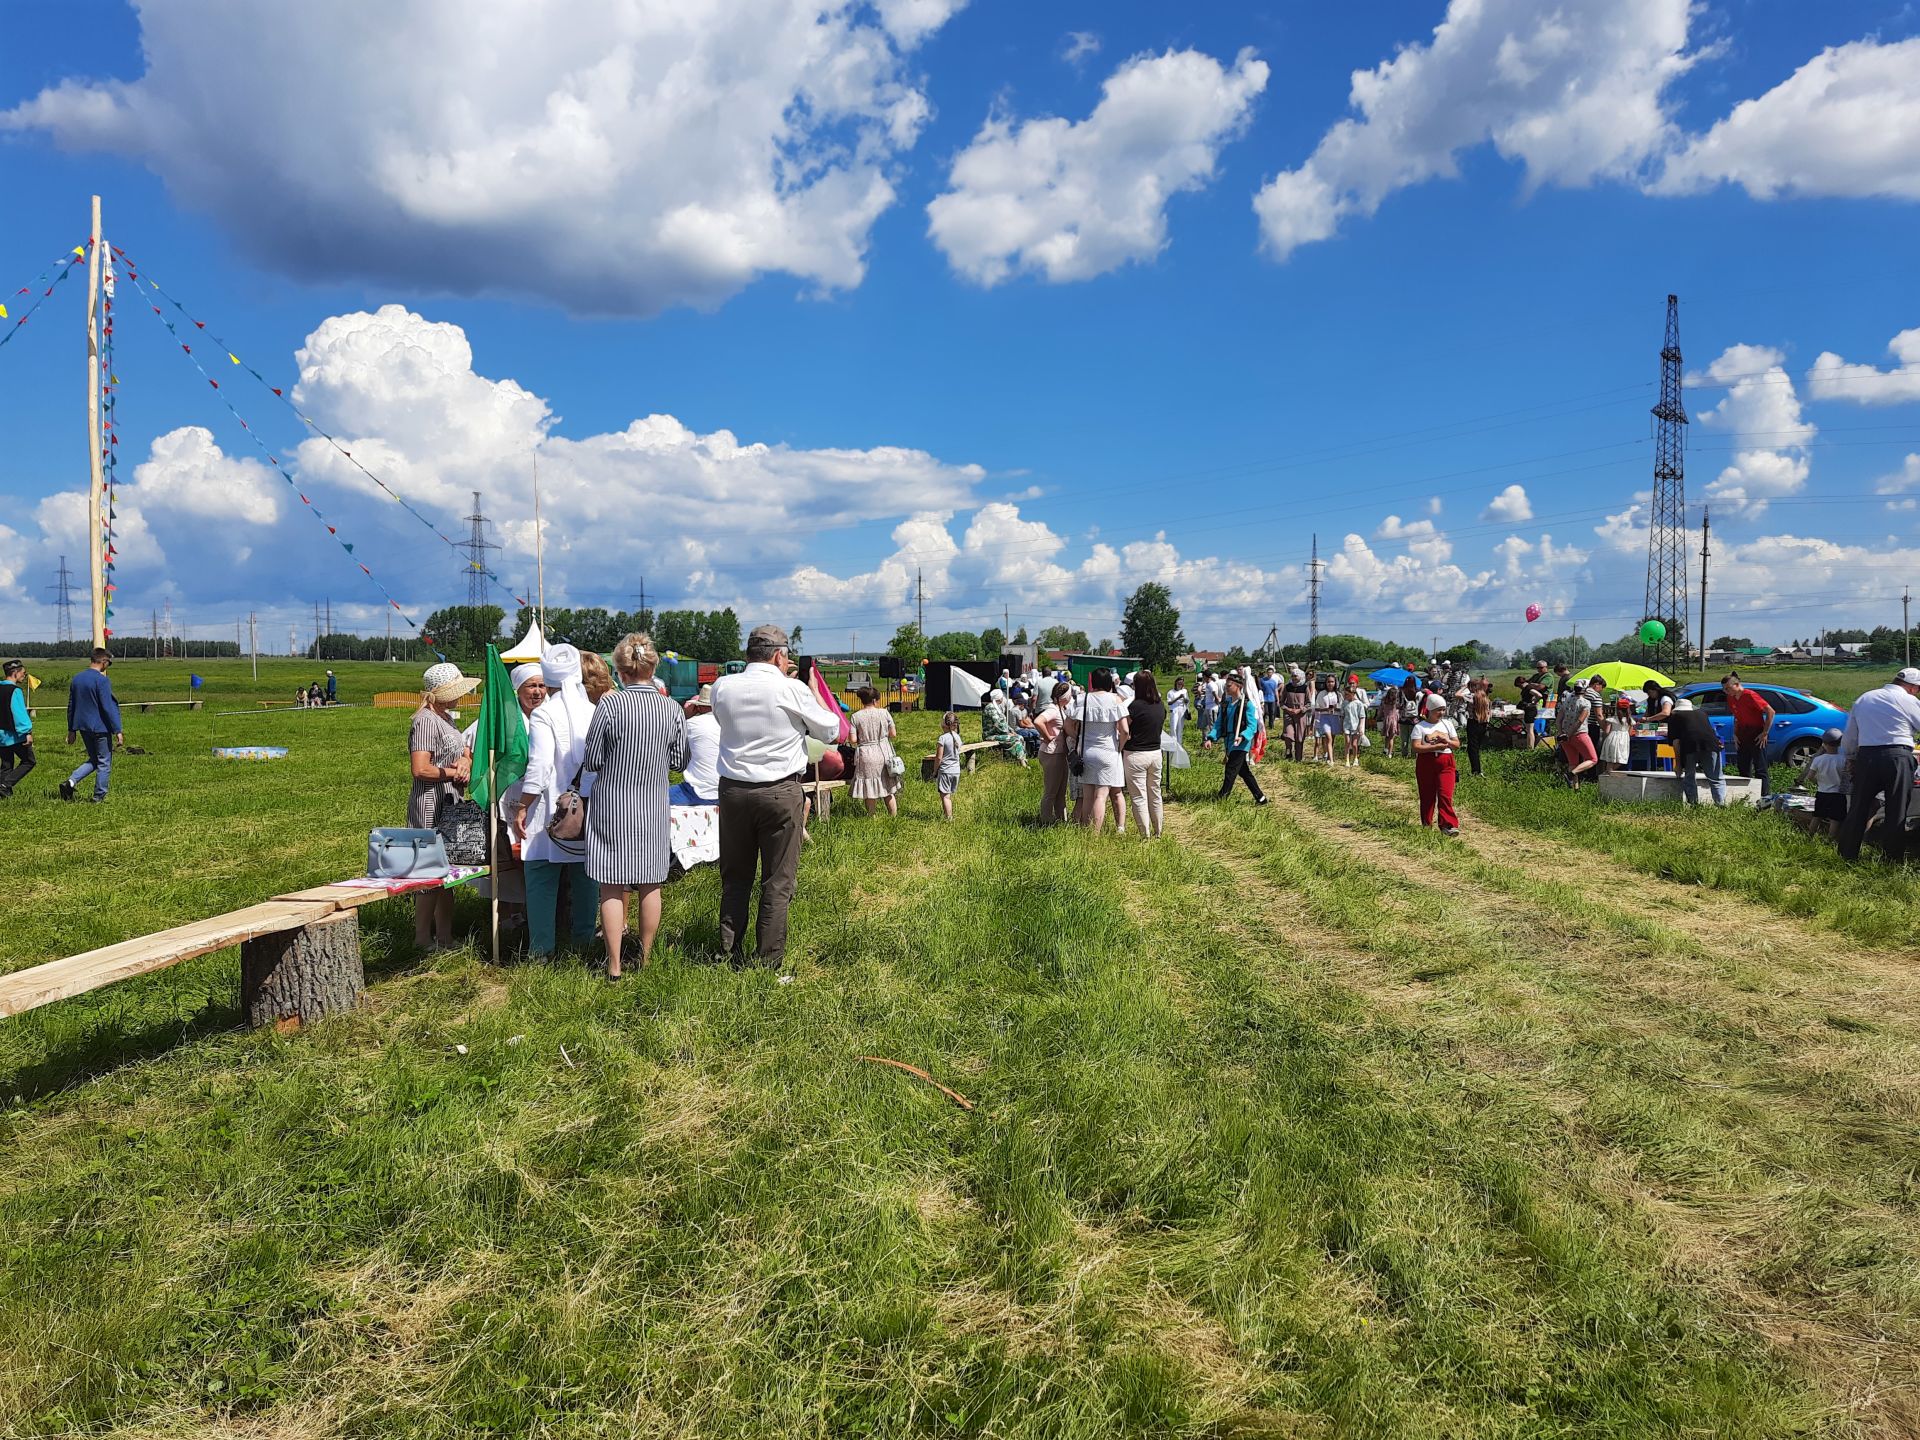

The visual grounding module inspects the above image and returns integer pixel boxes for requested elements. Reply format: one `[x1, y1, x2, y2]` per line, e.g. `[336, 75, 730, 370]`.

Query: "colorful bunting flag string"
[110, 246, 528, 613]
[0, 244, 86, 352]
[118, 260, 444, 658]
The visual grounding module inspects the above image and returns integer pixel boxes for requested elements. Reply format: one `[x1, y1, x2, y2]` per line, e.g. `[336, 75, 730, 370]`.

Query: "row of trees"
[412, 604, 752, 661]
[504, 605, 748, 660]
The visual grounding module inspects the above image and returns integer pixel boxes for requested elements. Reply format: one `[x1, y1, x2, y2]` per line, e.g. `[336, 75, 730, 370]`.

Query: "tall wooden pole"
[85, 195, 105, 651]
[532, 448, 545, 631]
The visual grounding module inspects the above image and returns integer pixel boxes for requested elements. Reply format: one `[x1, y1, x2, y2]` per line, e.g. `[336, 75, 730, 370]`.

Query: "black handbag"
[433, 798, 491, 865]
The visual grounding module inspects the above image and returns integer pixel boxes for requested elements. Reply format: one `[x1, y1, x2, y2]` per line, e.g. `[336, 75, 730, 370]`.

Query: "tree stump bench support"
[241, 910, 364, 1028]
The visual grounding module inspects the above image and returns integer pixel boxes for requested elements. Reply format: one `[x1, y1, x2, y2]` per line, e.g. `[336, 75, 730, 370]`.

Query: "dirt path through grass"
[1174, 768, 1919, 1436]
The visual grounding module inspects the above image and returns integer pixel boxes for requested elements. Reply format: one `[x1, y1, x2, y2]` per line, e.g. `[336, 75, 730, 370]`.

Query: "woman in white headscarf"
[513, 643, 600, 959]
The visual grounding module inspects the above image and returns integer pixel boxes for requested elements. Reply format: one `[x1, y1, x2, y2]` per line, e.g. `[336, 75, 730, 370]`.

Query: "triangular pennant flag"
[342, 543, 353, 553]
[271, 387, 282, 396]
[229, 353, 239, 364]
[0, 304, 8, 320]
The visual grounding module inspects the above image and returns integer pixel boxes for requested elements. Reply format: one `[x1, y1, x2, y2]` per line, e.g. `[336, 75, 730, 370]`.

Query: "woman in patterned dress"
[848, 686, 902, 817]
[581, 634, 688, 979]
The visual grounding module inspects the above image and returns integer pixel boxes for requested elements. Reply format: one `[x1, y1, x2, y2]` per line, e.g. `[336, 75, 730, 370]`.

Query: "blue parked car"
[1673, 682, 1849, 768]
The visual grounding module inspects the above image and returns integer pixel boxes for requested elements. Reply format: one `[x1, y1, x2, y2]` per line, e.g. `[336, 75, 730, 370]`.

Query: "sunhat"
[685, 683, 714, 715]
[423, 661, 480, 704]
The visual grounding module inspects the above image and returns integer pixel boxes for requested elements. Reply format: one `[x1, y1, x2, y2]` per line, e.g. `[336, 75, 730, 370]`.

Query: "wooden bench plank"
[919, 740, 1010, 781]
[273, 884, 403, 911]
[0, 901, 337, 1019]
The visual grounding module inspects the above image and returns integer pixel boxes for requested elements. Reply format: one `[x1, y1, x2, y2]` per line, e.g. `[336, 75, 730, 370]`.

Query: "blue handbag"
[367, 827, 450, 881]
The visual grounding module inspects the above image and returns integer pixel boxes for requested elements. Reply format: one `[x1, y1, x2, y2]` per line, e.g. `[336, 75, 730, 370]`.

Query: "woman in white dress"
[1066, 668, 1129, 833]
[514, 643, 599, 958]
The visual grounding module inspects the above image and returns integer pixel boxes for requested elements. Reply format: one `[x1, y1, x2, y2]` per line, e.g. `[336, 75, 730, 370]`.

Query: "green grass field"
[2, 659, 1917, 1437]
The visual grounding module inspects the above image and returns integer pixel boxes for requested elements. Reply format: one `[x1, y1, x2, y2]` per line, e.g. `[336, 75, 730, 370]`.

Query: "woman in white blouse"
[513, 643, 601, 957]
[1065, 668, 1130, 832]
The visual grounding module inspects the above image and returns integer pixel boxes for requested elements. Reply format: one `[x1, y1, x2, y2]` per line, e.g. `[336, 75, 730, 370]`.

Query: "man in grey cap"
[1837, 666, 1920, 862]
[709, 624, 842, 965]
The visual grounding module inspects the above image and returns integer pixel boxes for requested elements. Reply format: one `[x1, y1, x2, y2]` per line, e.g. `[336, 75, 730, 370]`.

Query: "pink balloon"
[1524, 603, 1542, 623]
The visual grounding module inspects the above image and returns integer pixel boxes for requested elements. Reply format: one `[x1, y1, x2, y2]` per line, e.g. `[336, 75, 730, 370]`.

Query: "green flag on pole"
[467, 643, 528, 811]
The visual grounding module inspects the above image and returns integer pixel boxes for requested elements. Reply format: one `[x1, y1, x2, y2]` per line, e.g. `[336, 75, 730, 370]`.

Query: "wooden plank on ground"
[0, 900, 336, 1020]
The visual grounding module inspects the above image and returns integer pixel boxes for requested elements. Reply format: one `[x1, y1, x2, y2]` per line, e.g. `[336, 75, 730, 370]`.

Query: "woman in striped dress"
[581, 634, 689, 978]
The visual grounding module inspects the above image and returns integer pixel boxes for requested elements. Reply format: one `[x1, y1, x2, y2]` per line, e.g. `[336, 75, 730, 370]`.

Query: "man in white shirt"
[1837, 666, 1920, 862]
[710, 625, 842, 965]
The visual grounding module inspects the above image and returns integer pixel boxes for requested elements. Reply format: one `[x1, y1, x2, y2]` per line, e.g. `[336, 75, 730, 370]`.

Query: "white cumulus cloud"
[2, 0, 963, 315]
[1481, 484, 1533, 522]
[929, 47, 1268, 285]
[1874, 453, 1920, 496]
[1654, 38, 1920, 202]
[1807, 326, 1920, 405]
[1691, 344, 1816, 518]
[1254, 0, 1696, 259]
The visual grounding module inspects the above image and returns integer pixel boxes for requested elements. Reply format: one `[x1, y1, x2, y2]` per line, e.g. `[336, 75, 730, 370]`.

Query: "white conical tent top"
[948, 668, 992, 709]
[500, 619, 545, 663]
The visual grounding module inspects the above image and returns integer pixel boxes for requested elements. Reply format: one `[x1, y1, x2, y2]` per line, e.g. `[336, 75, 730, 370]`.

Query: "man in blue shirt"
[0, 659, 34, 798]
[1206, 673, 1268, 805]
[1837, 666, 1920, 862]
[62, 648, 124, 802]
[1259, 667, 1280, 729]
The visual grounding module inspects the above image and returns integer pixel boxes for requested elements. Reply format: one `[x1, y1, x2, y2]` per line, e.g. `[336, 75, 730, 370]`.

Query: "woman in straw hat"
[409, 660, 477, 950]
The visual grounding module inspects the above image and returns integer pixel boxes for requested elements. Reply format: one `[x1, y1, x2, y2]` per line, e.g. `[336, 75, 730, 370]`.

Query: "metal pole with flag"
[468, 644, 529, 965]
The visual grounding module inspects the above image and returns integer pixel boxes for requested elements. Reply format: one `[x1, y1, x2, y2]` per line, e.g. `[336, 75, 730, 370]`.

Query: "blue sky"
[2, 0, 1918, 655]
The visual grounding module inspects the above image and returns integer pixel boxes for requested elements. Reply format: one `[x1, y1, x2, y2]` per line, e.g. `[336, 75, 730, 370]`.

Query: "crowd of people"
[410, 624, 841, 978]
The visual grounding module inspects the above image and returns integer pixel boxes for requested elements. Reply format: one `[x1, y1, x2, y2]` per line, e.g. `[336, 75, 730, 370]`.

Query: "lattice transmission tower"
[459, 490, 501, 607]
[1644, 294, 1689, 674]
[47, 556, 77, 643]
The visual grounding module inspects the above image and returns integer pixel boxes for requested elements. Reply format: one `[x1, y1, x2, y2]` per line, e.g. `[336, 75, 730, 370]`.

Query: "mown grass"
[1369, 744, 1920, 951]
[0, 663, 1906, 1436]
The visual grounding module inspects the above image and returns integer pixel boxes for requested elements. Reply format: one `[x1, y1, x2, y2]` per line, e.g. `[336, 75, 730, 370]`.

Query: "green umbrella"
[1572, 660, 1674, 691]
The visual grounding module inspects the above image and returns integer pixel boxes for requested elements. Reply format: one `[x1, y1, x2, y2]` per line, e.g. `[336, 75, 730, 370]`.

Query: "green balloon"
[1639, 619, 1667, 645]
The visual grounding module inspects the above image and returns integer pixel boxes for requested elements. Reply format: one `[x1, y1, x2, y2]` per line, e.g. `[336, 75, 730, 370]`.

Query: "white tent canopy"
[500, 618, 545, 663]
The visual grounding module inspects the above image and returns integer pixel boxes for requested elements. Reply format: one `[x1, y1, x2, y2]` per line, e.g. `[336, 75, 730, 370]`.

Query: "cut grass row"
[1240, 760, 1919, 1435]
[0, 714, 1855, 1436]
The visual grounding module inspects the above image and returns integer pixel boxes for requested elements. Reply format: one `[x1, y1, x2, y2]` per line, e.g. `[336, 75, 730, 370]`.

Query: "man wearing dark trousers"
[1837, 666, 1920, 862]
[710, 625, 842, 966]
[0, 660, 34, 798]
[1207, 673, 1267, 805]
[62, 648, 123, 803]
[1722, 674, 1776, 798]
